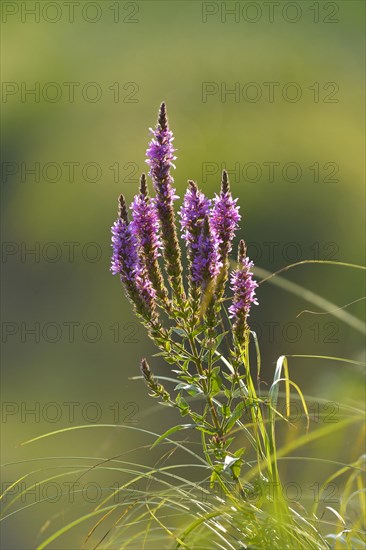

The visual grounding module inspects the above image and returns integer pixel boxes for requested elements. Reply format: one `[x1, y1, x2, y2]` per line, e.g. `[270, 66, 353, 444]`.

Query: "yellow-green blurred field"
[1, 1, 365, 548]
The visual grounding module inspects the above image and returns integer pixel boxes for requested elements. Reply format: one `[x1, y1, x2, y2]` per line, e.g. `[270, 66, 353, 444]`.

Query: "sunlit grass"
[2, 262, 365, 549]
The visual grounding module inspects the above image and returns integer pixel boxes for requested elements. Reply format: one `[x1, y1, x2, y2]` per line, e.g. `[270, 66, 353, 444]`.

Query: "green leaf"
[231, 460, 243, 479]
[223, 388, 232, 399]
[210, 371, 222, 396]
[190, 412, 203, 423]
[225, 401, 245, 431]
[164, 356, 177, 364]
[191, 327, 205, 338]
[172, 327, 187, 337]
[194, 425, 217, 435]
[175, 394, 189, 415]
[175, 382, 203, 397]
[181, 359, 191, 371]
[150, 424, 194, 449]
[210, 331, 228, 352]
[233, 447, 246, 458]
[210, 469, 219, 488]
[218, 404, 231, 418]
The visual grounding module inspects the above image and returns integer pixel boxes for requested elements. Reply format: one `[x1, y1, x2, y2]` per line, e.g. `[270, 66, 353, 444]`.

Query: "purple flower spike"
[146, 104, 177, 202]
[192, 216, 222, 288]
[207, 170, 241, 317]
[110, 195, 139, 280]
[135, 265, 157, 312]
[210, 170, 241, 257]
[131, 174, 170, 308]
[179, 181, 211, 245]
[131, 175, 161, 265]
[229, 240, 258, 342]
[111, 194, 157, 321]
[179, 182, 221, 302]
[145, 103, 185, 303]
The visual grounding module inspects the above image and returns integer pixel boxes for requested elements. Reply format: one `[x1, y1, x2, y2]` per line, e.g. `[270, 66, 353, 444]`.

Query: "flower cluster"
[229, 240, 259, 343]
[110, 219, 135, 278]
[111, 195, 138, 281]
[146, 102, 177, 203]
[179, 182, 220, 289]
[191, 216, 222, 288]
[130, 176, 161, 255]
[179, 181, 211, 244]
[146, 103, 184, 303]
[111, 194, 157, 322]
[111, 103, 259, 479]
[211, 170, 241, 260]
[110, 103, 258, 333]
[130, 175, 169, 307]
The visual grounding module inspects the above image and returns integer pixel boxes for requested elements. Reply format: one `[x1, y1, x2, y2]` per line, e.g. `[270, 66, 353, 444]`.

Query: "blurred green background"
[1, 1, 365, 548]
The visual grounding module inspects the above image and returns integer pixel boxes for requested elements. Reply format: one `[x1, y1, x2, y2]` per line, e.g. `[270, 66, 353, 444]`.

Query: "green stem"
[188, 334, 221, 434]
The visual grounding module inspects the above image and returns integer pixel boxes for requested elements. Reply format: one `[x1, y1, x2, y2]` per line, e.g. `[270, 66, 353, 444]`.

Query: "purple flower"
[179, 181, 211, 244]
[192, 216, 222, 287]
[145, 102, 185, 303]
[179, 182, 221, 288]
[111, 195, 156, 317]
[134, 264, 157, 312]
[130, 175, 161, 266]
[130, 175, 170, 307]
[146, 102, 178, 205]
[210, 170, 241, 257]
[229, 241, 258, 326]
[110, 196, 139, 280]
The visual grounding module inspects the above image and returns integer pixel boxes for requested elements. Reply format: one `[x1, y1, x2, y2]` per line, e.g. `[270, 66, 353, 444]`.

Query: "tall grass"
[1, 261, 365, 549]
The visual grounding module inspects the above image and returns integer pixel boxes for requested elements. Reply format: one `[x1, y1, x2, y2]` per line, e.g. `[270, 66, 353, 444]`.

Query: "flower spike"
[130, 174, 170, 310]
[179, 180, 212, 294]
[110, 194, 157, 323]
[140, 358, 171, 402]
[229, 239, 258, 345]
[146, 103, 185, 305]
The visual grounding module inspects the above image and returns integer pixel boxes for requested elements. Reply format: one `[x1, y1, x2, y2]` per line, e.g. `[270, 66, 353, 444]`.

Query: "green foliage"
[2, 263, 365, 548]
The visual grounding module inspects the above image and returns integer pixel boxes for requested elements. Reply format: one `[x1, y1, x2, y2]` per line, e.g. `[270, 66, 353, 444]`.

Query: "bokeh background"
[1, 1, 365, 548]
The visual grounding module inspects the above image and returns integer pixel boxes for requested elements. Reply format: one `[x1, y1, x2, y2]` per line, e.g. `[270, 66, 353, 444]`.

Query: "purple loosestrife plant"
[3, 104, 358, 550]
[111, 103, 264, 485]
[108, 106, 343, 545]
[146, 102, 185, 307]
